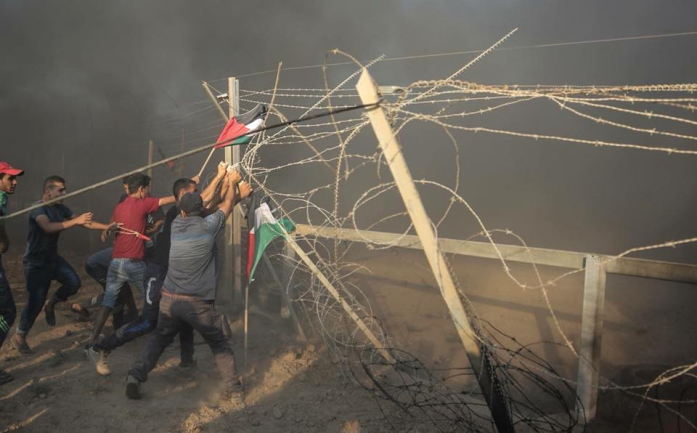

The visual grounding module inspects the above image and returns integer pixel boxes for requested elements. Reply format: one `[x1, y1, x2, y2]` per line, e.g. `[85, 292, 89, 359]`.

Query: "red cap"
[0, 162, 24, 176]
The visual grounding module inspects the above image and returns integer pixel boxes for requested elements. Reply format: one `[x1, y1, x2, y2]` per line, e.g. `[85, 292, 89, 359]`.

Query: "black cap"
[180, 192, 204, 214]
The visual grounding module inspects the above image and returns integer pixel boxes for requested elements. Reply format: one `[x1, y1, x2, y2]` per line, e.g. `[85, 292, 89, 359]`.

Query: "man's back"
[112, 196, 159, 260]
[164, 210, 224, 300]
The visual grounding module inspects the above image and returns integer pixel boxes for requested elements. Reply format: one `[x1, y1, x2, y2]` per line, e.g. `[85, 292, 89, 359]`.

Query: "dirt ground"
[0, 251, 422, 433]
[2, 244, 696, 432]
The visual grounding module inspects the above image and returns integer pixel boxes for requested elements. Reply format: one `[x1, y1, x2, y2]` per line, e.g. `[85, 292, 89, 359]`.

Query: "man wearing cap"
[11, 175, 115, 355]
[87, 164, 228, 376]
[0, 162, 23, 384]
[126, 169, 252, 404]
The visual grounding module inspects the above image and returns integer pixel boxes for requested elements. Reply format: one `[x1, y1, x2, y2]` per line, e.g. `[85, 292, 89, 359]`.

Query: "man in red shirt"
[86, 173, 174, 374]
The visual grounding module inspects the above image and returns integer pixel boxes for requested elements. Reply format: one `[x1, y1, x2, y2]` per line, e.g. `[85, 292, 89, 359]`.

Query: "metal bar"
[228, 77, 244, 307]
[284, 232, 396, 364]
[295, 224, 697, 284]
[357, 68, 514, 433]
[577, 256, 607, 421]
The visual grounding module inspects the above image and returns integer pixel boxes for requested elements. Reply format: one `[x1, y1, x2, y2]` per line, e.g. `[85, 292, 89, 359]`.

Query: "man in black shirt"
[12, 176, 115, 354]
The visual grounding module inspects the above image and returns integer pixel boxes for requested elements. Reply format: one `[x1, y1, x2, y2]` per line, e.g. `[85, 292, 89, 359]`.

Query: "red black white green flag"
[215, 104, 267, 149]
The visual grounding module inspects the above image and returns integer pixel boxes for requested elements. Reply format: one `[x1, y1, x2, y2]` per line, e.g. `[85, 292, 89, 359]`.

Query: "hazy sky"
[1, 0, 696, 261]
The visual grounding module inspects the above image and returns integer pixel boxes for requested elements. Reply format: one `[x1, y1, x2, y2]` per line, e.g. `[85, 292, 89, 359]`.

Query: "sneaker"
[125, 374, 141, 400]
[11, 333, 32, 355]
[44, 302, 56, 326]
[85, 346, 111, 376]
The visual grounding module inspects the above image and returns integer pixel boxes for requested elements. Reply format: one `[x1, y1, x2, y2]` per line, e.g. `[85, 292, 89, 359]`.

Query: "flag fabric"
[158, 147, 176, 170]
[246, 202, 295, 282]
[215, 104, 267, 149]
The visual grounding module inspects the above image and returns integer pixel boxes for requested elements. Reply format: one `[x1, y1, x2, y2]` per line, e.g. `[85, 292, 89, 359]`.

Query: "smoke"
[1, 0, 696, 260]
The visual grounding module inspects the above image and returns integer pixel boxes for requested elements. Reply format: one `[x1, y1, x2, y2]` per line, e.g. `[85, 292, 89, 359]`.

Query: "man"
[0, 162, 23, 384]
[86, 173, 175, 371]
[126, 170, 252, 404]
[11, 175, 115, 354]
[87, 164, 228, 375]
[72, 177, 141, 327]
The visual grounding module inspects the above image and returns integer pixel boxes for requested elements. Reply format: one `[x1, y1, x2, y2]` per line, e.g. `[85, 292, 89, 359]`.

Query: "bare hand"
[101, 222, 119, 242]
[238, 181, 253, 199]
[190, 175, 201, 184]
[75, 212, 93, 226]
[227, 170, 242, 184]
[217, 161, 228, 177]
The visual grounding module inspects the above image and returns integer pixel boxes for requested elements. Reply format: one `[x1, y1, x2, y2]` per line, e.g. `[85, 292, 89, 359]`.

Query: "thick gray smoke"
[1, 0, 697, 262]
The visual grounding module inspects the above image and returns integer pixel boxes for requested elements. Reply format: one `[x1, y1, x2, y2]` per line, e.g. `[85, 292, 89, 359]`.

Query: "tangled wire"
[6, 29, 697, 432]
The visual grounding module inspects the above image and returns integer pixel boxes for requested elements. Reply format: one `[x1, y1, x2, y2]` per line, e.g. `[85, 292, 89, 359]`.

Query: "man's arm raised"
[200, 162, 228, 205]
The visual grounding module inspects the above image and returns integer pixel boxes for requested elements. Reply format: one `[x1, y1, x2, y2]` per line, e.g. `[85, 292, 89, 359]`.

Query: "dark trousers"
[85, 247, 134, 328]
[130, 292, 241, 393]
[19, 256, 80, 334]
[96, 264, 194, 364]
[0, 258, 16, 349]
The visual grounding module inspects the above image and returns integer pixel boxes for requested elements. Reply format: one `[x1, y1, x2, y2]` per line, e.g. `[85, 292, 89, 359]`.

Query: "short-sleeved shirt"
[164, 210, 225, 300]
[24, 201, 73, 265]
[112, 196, 160, 260]
[149, 205, 179, 268]
[119, 192, 166, 258]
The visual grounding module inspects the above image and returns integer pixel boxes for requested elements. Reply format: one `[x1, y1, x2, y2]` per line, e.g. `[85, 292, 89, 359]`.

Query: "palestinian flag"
[246, 202, 295, 282]
[215, 104, 268, 149]
[158, 147, 176, 171]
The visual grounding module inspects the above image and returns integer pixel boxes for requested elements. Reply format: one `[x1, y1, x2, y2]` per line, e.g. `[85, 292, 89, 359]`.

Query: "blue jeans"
[19, 256, 81, 334]
[96, 263, 194, 363]
[0, 258, 16, 349]
[85, 248, 135, 328]
[102, 258, 146, 309]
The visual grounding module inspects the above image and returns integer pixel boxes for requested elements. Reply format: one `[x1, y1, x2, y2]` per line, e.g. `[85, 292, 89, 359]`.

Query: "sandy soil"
[0, 251, 420, 433]
[1, 243, 696, 432]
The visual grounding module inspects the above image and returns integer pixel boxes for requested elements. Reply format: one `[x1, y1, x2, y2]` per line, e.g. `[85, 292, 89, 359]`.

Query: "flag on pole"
[246, 202, 295, 282]
[158, 147, 176, 170]
[215, 104, 268, 149]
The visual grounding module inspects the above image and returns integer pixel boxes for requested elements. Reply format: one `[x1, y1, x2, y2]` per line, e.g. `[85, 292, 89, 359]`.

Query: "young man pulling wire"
[11, 175, 116, 354]
[85, 173, 175, 370]
[87, 163, 230, 376]
[126, 168, 251, 405]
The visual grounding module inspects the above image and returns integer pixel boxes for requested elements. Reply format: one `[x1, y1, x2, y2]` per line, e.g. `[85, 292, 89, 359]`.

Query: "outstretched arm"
[35, 212, 93, 234]
[81, 220, 118, 231]
[158, 196, 176, 207]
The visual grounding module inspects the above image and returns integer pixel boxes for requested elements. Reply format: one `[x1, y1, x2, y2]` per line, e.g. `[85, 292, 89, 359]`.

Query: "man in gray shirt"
[126, 169, 252, 405]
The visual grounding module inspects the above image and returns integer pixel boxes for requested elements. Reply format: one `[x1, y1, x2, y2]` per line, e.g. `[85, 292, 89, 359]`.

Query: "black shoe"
[179, 358, 197, 370]
[126, 374, 141, 400]
[45, 302, 56, 326]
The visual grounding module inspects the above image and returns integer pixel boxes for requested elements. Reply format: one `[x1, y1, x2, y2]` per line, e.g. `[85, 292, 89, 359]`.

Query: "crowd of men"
[0, 160, 251, 404]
